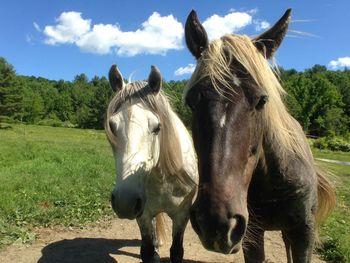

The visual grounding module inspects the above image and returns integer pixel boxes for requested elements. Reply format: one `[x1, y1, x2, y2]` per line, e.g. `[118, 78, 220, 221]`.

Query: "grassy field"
[0, 124, 115, 247]
[0, 124, 349, 262]
[313, 150, 350, 262]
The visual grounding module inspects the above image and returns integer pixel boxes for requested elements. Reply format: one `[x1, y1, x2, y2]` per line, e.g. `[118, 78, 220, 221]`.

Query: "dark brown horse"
[184, 9, 335, 263]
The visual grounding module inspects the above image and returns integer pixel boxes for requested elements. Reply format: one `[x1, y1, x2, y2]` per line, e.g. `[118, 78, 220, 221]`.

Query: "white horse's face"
[110, 100, 161, 181]
[108, 65, 164, 219]
[109, 100, 161, 219]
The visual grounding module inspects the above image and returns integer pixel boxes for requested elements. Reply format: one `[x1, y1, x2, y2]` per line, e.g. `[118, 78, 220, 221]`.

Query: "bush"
[38, 119, 76, 128]
[61, 121, 76, 128]
[0, 116, 21, 124]
[0, 123, 13, 130]
[37, 118, 63, 127]
[312, 137, 327, 150]
[313, 136, 350, 152]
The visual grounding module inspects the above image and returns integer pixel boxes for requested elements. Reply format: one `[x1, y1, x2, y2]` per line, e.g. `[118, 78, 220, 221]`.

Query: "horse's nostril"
[227, 211, 234, 219]
[134, 197, 143, 216]
[229, 215, 246, 245]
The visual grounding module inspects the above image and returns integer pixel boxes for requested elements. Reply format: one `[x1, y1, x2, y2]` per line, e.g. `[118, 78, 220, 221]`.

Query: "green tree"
[307, 72, 347, 136]
[325, 70, 350, 128]
[164, 80, 192, 128]
[282, 71, 303, 122]
[283, 68, 348, 136]
[283, 73, 315, 131]
[21, 86, 44, 123]
[89, 76, 113, 129]
[0, 57, 22, 121]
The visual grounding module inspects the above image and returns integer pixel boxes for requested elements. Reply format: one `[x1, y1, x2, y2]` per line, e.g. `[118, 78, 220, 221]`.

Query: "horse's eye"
[152, 123, 161, 135]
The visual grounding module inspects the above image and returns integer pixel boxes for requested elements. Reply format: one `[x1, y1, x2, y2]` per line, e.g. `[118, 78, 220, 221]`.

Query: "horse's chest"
[146, 174, 192, 211]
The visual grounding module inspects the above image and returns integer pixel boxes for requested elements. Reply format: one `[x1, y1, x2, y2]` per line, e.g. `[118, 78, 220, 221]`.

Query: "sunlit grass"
[0, 124, 349, 262]
[0, 124, 115, 247]
[314, 151, 350, 262]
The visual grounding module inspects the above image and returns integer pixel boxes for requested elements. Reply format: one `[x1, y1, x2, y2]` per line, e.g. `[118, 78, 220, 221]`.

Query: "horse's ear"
[253, 9, 292, 59]
[185, 10, 209, 59]
[108, 64, 124, 92]
[148, 65, 162, 94]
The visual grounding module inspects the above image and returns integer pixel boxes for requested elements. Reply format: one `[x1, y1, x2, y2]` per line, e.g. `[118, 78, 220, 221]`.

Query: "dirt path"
[315, 157, 350, 166]
[0, 218, 325, 263]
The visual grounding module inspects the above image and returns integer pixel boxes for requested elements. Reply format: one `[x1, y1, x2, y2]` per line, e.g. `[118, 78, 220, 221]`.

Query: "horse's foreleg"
[282, 230, 292, 263]
[137, 215, 161, 263]
[169, 196, 193, 263]
[151, 217, 160, 251]
[243, 223, 265, 263]
[283, 223, 315, 263]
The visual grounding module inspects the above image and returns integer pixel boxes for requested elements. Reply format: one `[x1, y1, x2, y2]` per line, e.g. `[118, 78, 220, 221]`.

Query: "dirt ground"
[0, 217, 325, 263]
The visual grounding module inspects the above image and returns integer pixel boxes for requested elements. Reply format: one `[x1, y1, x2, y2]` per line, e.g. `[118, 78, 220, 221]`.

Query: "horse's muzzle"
[190, 204, 247, 254]
[111, 187, 144, 219]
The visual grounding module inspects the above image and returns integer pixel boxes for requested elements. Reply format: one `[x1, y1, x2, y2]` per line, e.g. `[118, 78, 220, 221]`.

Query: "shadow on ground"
[37, 237, 213, 263]
[37, 238, 140, 263]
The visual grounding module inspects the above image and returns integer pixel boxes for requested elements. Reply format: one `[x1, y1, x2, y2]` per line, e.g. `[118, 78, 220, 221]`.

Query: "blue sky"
[1, 0, 349, 82]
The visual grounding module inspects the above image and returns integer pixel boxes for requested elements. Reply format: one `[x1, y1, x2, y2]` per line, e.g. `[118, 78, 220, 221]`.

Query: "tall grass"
[0, 124, 115, 247]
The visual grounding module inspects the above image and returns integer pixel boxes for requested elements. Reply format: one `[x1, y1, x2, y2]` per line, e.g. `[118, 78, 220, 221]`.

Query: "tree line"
[0, 57, 349, 137]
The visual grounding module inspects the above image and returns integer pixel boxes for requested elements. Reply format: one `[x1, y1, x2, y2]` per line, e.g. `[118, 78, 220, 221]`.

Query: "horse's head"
[184, 9, 291, 253]
[106, 65, 163, 219]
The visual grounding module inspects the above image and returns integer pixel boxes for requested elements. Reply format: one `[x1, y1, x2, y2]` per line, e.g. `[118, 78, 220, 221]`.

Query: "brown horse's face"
[186, 76, 265, 253]
[184, 9, 290, 254]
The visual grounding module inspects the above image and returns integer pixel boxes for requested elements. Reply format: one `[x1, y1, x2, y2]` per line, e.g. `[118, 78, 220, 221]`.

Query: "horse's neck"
[257, 140, 280, 174]
[256, 128, 314, 183]
[170, 111, 191, 149]
[249, 113, 317, 203]
[169, 110, 198, 182]
[258, 134, 295, 175]
[260, 114, 314, 170]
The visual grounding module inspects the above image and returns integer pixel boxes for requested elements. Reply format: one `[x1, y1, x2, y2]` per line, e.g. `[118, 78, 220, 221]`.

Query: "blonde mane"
[105, 81, 183, 176]
[186, 34, 311, 162]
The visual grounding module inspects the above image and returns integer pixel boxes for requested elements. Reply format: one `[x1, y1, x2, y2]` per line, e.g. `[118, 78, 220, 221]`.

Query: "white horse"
[105, 65, 198, 263]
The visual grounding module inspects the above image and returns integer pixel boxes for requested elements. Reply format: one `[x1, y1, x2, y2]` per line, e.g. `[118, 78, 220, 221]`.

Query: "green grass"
[0, 124, 115, 247]
[313, 150, 350, 262]
[0, 125, 349, 262]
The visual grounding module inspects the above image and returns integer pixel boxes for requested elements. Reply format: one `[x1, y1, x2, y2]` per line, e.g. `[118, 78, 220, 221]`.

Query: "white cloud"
[174, 63, 196, 76]
[115, 12, 183, 56]
[76, 24, 120, 54]
[247, 8, 258, 15]
[329, 57, 350, 69]
[44, 12, 91, 45]
[42, 9, 271, 56]
[202, 11, 252, 40]
[254, 20, 270, 31]
[43, 11, 183, 56]
[33, 22, 41, 32]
